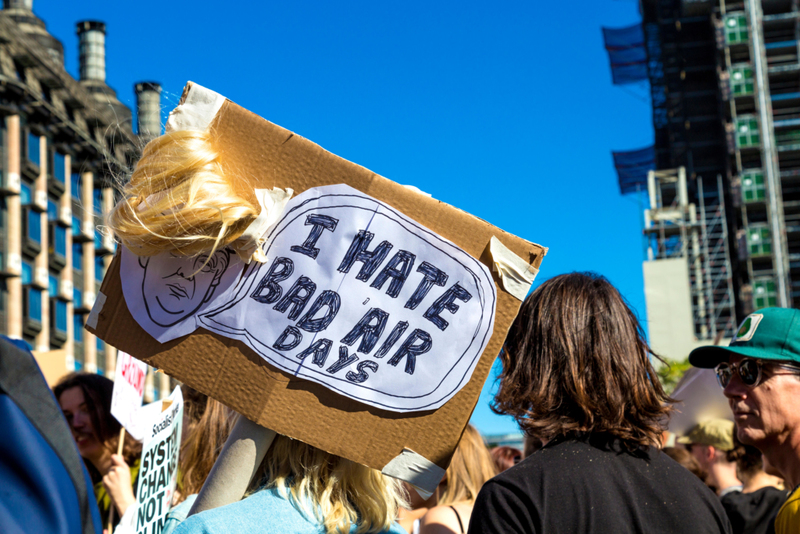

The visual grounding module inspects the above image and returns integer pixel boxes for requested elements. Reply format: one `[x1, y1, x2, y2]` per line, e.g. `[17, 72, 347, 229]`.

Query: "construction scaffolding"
[644, 168, 737, 341]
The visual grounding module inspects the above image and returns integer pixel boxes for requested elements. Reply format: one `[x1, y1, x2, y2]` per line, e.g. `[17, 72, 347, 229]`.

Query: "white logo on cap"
[733, 314, 764, 342]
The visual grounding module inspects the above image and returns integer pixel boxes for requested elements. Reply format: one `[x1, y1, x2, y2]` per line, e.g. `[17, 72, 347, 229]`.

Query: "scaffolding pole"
[746, 0, 790, 307]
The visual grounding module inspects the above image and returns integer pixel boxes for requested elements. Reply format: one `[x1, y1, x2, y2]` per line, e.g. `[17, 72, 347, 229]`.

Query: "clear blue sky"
[35, 0, 653, 435]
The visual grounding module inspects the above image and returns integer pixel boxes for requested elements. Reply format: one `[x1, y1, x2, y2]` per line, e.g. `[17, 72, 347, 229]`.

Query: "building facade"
[0, 1, 168, 399]
[607, 0, 800, 359]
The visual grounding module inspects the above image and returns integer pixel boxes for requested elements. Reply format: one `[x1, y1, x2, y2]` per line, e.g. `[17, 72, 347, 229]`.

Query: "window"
[747, 225, 772, 257]
[72, 215, 81, 235]
[753, 278, 777, 309]
[26, 287, 42, 322]
[736, 117, 760, 149]
[53, 225, 67, 257]
[153, 372, 160, 400]
[95, 255, 104, 282]
[74, 287, 82, 308]
[741, 171, 766, 203]
[27, 208, 41, 244]
[47, 199, 58, 221]
[74, 314, 84, 343]
[48, 274, 58, 296]
[94, 229, 102, 249]
[22, 261, 32, 284]
[71, 173, 81, 200]
[53, 152, 65, 184]
[20, 182, 31, 206]
[93, 187, 102, 215]
[72, 243, 83, 271]
[27, 132, 40, 166]
[724, 13, 748, 45]
[53, 299, 67, 334]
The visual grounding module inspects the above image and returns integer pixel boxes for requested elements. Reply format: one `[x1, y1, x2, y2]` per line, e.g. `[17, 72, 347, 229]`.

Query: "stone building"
[0, 1, 168, 399]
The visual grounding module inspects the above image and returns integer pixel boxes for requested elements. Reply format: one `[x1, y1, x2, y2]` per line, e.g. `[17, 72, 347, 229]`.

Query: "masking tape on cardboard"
[489, 236, 538, 301]
[166, 82, 226, 133]
[381, 448, 445, 499]
[86, 291, 107, 330]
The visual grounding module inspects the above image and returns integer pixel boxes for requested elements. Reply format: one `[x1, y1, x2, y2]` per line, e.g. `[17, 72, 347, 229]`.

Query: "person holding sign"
[55, 372, 142, 529]
[172, 434, 408, 534]
[469, 273, 732, 534]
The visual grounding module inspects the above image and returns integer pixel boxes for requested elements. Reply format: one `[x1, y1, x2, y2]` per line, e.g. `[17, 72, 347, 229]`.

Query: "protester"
[678, 419, 743, 496]
[397, 486, 437, 534]
[490, 446, 521, 473]
[663, 446, 712, 488]
[172, 433, 408, 533]
[417, 424, 497, 534]
[0, 337, 102, 534]
[54, 372, 141, 529]
[721, 435, 787, 534]
[690, 307, 800, 534]
[469, 272, 732, 533]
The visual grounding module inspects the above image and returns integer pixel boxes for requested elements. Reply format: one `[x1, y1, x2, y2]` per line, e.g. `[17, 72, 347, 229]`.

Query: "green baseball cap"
[676, 419, 735, 451]
[689, 307, 800, 369]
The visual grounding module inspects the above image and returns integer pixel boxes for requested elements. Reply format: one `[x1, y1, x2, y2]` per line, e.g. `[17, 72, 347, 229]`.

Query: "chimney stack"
[135, 82, 162, 139]
[3, 0, 33, 9]
[76, 20, 105, 83]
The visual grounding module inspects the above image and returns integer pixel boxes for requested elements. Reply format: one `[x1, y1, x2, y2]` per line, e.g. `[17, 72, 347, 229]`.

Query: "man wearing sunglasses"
[690, 307, 800, 534]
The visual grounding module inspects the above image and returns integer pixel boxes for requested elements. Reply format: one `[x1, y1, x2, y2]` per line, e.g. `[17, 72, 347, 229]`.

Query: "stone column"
[34, 134, 48, 353]
[5, 115, 22, 338]
[82, 171, 96, 372]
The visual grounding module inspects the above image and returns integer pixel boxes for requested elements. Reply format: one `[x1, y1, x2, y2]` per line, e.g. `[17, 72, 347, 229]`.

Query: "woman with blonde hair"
[172, 433, 408, 534]
[417, 424, 497, 534]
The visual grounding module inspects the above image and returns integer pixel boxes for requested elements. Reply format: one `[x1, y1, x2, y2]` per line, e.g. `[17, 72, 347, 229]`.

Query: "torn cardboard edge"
[90, 80, 547, 496]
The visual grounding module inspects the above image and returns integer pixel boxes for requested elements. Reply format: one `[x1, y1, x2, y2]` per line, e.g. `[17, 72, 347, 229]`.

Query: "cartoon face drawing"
[139, 249, 231, 327]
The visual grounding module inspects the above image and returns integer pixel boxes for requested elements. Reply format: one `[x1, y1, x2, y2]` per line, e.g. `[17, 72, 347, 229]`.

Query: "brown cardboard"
[89, 82, 546, 478]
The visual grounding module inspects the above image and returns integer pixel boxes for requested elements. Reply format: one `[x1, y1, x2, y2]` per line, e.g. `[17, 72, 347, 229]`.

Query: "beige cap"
[677, 418, 735, 451]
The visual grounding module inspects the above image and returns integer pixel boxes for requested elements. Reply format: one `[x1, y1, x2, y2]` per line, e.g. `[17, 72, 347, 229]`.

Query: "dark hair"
[663, 447, 711, 487]
[492, 272, 673, 449]
[54, 372, 142, 482]
[728, 432, 763, 481]
[490, 446, 522, 472]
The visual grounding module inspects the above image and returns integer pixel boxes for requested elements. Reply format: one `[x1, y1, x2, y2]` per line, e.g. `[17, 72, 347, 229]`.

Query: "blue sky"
[34, 0, 653, 435]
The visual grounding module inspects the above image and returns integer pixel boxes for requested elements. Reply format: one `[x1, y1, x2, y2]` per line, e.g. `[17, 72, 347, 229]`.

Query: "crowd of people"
[5, 272, 800, 533]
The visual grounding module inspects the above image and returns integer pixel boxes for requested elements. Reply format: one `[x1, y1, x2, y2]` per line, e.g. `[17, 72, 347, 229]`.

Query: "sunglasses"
[715, 358, 800, 389]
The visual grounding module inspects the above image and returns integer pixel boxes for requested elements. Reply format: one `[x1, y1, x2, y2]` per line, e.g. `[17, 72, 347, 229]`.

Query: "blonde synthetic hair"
[107, 129, 259, 257]
[176, 395, 237, 504]
[437, 424, 497, 506]
[250, 435, 407, 534]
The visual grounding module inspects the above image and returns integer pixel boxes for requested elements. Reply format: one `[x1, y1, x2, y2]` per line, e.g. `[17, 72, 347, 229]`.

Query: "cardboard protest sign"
[119, 184, 495, 412]
[135, 386, 183, 534]
[88, 82, 546, 492]
[110, 351, 149, 440]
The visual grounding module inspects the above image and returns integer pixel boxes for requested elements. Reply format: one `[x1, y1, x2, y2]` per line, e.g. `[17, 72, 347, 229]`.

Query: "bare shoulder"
[419, 503, 473, 534]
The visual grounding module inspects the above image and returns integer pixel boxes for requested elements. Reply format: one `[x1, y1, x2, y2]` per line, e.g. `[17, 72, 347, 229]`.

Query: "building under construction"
[0, 1, 168, 398]
[606, 0, 800, 359]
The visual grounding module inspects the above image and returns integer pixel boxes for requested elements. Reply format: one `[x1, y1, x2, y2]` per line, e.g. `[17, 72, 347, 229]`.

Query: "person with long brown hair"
[54, 372, 142, 529]
[469, 273, 731, 534]
[417, 424, 497, 534]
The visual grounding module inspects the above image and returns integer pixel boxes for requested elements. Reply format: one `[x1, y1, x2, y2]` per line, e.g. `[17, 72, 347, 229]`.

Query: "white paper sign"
[121, 185, 496, 412]
[135, 386, 183, 534]
[110, 351, 148, 440]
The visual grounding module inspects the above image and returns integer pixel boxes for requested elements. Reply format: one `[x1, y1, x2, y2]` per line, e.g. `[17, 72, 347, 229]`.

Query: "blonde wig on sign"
[436, 424, 497, 506]
[107, 129, 259, 257]
[250, 435, 408, 534]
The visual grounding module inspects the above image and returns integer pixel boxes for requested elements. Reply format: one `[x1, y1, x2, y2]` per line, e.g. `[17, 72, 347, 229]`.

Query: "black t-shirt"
[721, 486, 789, 534]
[469, 433, 732, 534]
